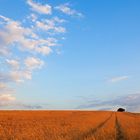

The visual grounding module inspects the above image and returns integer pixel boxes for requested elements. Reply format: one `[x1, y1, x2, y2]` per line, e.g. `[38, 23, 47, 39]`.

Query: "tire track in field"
[73, 112, 113, 140]
[115, 113, 126, 140]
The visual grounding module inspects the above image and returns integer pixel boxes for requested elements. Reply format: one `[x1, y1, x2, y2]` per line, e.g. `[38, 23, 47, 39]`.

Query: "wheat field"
[0, 111, 139, 140]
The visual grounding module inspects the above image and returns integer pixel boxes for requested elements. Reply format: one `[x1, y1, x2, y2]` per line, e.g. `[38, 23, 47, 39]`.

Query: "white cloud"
[45, 38, 58, 46]
[0, 73, 12, 83]
[0, 83, 7, 89]
[24, 57, 44, 70]
[0, 71, 31, 84]
[55, 3, 83, 17]
[0, 94, 17, 108]
[54, 26, 66, 33]
[0, 15, 10, 22]
[53, 17, 66, 23]
[0, 0, 83, 108]
[0, 94, 43, 109]
[0, 15, 60, 86]
[0, 16, 36, 55]
[35, 46, 52, 55]
[0, 71, 31, 83]
[0, 94, 16, 102]
[0, 82, 15, 95]
[0, 15, 58, 56]
[27, 0, 52, 15]
[109, 76, 129, 83]
[36, 19, 66, 33]
[10, 71, 32, 82]
[28, 13, 38, 22]
[6, 59, 19, 70]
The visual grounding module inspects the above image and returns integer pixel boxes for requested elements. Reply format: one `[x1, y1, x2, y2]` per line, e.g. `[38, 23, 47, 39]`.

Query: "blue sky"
[0, 0, 140, 111]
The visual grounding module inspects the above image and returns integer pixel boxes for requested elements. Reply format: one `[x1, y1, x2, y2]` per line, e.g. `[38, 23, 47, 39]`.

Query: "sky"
[0, 0, 140, 112]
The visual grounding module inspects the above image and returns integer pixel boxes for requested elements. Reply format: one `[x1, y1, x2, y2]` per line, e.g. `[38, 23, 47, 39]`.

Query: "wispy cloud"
[76, 93, 140, 112]
[109, 76, 129, 83]
[27, 0, 52, 15]
[0, 100, 44, 109]
[6, 59, 20, 70]
[35, 18, 66, 33]
[0, 83, 8, 89]
[0, 94, 16, 107]
[24, 57, 44, 70]
[0, 94, 15, 102]
[55, 3, 83, 17]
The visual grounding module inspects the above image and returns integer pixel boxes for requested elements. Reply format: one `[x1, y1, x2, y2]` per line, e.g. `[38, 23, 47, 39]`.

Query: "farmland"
[0, 111, 139, 140]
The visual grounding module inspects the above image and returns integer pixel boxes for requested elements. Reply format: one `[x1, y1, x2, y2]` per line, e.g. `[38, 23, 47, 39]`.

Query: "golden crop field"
[0, 111, 139, 140]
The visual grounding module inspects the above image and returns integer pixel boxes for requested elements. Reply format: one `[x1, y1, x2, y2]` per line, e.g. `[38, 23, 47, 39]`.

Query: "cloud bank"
[76, 93, 140, 112]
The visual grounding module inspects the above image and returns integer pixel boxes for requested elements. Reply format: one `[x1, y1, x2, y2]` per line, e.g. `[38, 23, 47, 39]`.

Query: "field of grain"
[0, 111, 139, 140]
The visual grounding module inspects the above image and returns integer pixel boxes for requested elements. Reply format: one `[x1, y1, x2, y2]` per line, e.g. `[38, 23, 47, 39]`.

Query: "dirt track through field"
[74, 112, 113, 140]
[115, 113, 126, 140]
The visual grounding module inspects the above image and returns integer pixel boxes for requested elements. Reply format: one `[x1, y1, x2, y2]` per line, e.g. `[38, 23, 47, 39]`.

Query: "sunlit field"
[0, 111, 139, 140]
